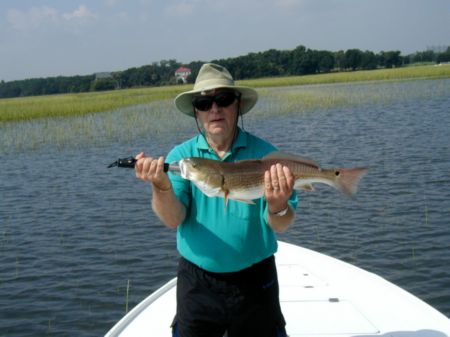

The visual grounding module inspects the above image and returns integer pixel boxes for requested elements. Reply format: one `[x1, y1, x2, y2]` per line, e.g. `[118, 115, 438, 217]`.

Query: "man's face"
[194, 89, 239, 139]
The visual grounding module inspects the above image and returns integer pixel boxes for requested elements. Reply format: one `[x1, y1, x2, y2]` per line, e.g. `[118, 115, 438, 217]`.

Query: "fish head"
[179, 157, 209, 181]
[179, 158, 225, 196]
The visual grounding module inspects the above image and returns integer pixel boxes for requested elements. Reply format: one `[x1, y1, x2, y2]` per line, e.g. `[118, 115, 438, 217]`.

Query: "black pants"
[172, 256, 287, 337]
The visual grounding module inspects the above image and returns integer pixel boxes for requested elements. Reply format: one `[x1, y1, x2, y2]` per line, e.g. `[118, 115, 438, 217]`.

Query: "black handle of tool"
[108, 157, 169, 172]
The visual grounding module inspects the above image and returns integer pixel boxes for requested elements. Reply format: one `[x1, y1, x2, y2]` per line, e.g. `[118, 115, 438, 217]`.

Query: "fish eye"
[335, 171, 340, 176]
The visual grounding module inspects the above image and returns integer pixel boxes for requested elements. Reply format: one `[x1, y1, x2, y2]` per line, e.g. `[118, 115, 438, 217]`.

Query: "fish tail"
[335, 167, 368, 196]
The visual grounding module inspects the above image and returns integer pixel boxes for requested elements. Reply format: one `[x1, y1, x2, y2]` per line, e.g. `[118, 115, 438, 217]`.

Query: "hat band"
[194, 78, 235, 92]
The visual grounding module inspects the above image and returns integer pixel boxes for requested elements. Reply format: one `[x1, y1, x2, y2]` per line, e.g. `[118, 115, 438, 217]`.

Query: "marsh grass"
[2, 79, 448, 155]
[125, 279, 130, 314]
[254, 88, 348, 117]
[1, 66, 449, 154]
[1, 64, 449, 123]
[0, 99, 197, 154]
[238, 64, 450, 88]
[253, 76, 450, 120]
[0, 85, 185, 123]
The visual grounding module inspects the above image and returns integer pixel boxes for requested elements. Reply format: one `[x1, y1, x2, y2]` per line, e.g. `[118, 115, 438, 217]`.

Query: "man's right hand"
[135, 152, 172, 191]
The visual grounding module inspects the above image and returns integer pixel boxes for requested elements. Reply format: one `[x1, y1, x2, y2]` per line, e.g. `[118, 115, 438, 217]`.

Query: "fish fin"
[264, 151, 320, 167]
[193, 181, 222, 197]
[224, 189, 229, 208]
[335, 167, 369, 196]
[299, 183, 315, 192]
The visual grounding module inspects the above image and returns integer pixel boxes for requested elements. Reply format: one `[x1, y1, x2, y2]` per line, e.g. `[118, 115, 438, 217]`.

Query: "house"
[174, 66, 192, 83]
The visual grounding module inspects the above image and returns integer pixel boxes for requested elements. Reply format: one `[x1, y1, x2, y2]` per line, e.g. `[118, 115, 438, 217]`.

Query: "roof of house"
[175, 67, 191, 73]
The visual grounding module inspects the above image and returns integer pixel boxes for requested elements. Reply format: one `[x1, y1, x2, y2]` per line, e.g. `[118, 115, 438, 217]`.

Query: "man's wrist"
[152, 182, 172, 193]
[269, 205, 289, 217]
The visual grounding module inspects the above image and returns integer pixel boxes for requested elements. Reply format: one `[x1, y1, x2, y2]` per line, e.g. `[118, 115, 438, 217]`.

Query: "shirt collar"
[196, 127, 248, 156]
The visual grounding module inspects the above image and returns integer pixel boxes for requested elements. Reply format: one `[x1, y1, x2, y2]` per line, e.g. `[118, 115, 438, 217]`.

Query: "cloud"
[7, 5, 97, 32]
[166, 2, 195, 16]
[62, 5, 97, 21]
[105, 0, 123, 6]
[139, 0, 154, 6]
[7, 6, 59, 31]
[273, 0, 307, 11]
[203, 0, 228, 9]
[164, 0, 234, 17]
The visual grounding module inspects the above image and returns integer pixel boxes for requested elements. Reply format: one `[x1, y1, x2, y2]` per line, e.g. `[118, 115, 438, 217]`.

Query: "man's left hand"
[264, 163, 294, 214]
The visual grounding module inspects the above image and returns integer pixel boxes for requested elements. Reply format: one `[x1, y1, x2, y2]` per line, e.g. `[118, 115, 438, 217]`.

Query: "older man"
[135, 63, 297, 337]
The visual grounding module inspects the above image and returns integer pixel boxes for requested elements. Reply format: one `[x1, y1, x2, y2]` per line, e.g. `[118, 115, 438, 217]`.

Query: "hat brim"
[174, 85, 258, 117]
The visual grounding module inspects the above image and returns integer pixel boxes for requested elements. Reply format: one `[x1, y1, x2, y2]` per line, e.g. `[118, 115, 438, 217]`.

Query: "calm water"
[1, 79, 449, 336]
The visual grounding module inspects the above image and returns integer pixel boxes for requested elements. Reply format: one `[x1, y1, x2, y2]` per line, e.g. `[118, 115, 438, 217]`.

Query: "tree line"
[1, 45, 449, 99]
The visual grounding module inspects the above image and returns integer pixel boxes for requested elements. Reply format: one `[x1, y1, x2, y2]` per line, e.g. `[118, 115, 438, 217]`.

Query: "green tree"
[380, 51, 402, 68]
[317, 50, 335, 72]
[360, 51, 378, 70]
[92, 78, 117, 91]
[410, 50, 436, 63]
[344, 49, 363, 70]
[334, 50, 346, 71]
[437, 46, 450, 63]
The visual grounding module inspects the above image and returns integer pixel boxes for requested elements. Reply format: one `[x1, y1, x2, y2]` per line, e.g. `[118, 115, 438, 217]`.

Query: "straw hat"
[174, 63, 258, 117]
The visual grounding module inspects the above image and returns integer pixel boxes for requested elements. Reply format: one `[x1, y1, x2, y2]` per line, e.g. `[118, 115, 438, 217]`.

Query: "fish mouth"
[179, 158, 197, 180]
[179, 159, 189, 179]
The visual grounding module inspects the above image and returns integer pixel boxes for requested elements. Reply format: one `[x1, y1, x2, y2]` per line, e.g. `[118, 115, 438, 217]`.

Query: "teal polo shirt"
[166, 128, 298, 273]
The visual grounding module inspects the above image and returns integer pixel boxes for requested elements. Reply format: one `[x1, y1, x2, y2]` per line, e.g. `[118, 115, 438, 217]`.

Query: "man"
[135, 63, 297, 337]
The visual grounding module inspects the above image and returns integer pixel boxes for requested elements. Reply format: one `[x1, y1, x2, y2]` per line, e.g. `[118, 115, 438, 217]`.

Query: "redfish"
[178, 152, 368, 204]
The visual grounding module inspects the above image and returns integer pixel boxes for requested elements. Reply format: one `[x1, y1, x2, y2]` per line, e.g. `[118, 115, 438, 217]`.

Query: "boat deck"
[105, 242, 450, 337]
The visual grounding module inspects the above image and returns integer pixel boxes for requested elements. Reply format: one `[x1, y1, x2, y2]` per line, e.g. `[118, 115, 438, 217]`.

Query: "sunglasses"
[192, 92, 240, 111]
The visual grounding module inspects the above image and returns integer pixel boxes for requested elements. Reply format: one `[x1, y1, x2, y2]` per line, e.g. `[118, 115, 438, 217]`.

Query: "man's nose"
[209, 101, 220, 112]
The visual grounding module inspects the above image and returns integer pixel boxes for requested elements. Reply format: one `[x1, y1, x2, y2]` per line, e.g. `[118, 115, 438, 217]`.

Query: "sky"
[1, 0, 449, 81]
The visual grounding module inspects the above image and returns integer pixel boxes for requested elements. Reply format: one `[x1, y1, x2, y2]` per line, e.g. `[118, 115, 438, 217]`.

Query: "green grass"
[239, 64, 450, 88]
[1, 64, 449, 123]
[0, 85, 185, 122]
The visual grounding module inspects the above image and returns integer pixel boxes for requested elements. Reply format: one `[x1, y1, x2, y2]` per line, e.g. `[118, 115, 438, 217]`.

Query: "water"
[1, 79, 449, 336]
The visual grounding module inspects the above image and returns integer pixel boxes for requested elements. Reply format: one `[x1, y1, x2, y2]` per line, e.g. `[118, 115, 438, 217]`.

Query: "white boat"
[105, 241, 450, 337]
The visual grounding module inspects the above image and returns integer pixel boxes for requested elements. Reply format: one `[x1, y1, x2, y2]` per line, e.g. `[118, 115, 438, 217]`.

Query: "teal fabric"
[166, 128, 298, 272]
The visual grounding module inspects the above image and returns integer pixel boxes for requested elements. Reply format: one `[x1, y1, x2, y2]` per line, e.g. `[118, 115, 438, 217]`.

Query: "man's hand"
[135, 152, 171, 191]
[264, 164, 295, 232]
[264, 163, 294, 213]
